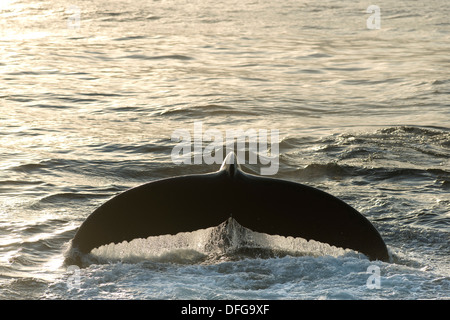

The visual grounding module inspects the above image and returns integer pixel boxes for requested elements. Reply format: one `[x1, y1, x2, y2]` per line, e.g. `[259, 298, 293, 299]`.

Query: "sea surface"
[0, 0, 449, 300]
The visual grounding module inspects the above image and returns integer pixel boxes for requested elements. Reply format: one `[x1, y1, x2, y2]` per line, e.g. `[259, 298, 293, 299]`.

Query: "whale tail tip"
[219, 152, 241, 177]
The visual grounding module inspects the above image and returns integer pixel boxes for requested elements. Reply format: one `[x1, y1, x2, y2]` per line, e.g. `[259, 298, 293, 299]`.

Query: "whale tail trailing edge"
[70, 152, 389, 262]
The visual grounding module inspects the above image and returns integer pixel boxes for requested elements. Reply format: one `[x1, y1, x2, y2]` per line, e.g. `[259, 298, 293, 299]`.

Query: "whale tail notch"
[70, 152, 389, 262]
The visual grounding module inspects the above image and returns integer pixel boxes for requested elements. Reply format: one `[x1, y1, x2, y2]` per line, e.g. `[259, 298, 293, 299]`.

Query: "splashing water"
[70, 218, 354, 266]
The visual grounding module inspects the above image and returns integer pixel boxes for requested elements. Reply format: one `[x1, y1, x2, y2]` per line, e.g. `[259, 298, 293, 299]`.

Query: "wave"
[120, 54, 194, 61]
[276, 125, 449, 181]
[158, 104, 257, 118]
[279, 162, 449, 185]
[0, 217, 76, 280]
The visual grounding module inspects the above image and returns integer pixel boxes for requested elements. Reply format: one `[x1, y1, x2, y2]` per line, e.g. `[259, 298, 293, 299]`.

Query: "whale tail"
[70, 152, 389, 262]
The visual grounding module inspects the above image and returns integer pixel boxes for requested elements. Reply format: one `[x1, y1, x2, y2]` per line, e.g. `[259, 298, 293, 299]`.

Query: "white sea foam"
[88, 218, 353, 264]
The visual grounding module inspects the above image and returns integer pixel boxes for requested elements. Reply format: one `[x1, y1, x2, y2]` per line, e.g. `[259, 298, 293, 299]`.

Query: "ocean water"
[0, 0, 449, 300]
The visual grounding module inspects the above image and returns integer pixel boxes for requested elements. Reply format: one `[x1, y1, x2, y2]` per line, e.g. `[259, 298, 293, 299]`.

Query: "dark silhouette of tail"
[70, 152, 389, 261]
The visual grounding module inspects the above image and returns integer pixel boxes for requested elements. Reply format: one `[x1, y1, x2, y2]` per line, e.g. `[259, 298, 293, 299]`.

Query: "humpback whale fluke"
[70, 152, 389, 262]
